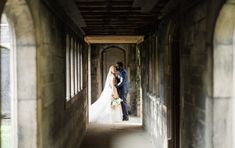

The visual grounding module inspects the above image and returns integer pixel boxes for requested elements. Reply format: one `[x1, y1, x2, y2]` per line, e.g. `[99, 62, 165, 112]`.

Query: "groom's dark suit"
[116, 68, 129, 120]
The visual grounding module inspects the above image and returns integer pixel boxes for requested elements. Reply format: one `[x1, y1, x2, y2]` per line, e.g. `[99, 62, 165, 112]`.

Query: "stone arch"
[213, 1, 235, 147]
[101, 45, 126, 88]
[1, 0, 37, 147]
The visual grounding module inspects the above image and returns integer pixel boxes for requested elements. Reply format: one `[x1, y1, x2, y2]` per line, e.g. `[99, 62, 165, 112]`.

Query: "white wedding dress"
[89, 67, 122, 123]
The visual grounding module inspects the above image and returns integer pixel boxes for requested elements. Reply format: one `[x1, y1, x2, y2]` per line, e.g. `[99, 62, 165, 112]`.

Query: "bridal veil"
[89, 67, 113, 123]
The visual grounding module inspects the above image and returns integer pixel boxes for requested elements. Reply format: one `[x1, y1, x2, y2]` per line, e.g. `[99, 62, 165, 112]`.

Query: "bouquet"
[111, 98, 122, 109]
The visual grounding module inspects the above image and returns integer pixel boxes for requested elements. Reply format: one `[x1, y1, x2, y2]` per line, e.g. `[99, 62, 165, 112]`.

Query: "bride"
[89, 65, 122, 123]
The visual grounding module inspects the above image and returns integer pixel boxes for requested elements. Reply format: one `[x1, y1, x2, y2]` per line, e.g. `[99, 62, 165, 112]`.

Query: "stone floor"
[80, 117, 155, 148]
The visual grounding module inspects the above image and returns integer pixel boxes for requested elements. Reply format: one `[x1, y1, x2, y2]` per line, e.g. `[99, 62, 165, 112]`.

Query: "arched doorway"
[101, 46, 126, 87]
[90, 44, 141, 120]
[213, 1, 235, 147]
[0, 0, 37, 147]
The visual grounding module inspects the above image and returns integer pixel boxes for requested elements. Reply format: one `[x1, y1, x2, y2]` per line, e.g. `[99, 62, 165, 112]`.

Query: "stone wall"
[179, 2, 208, 147]
[90, 44, 140, 116]
[139, 0, 232, 148]
[1, 0, 88, 147]
[34, 2, 89, 148]
[178, 1, 224, 148]
[139, 33, 168, 148]
[3, 0, 38, 147]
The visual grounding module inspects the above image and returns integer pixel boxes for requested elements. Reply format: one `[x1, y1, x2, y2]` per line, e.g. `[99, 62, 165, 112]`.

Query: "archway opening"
[0, 12, 14, 148]
[89, 44, 142, 124]
[0, 0, 37, 147]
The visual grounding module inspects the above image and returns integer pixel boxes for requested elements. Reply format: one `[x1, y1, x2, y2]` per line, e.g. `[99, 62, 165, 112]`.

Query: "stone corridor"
[0, 0, 235, 148]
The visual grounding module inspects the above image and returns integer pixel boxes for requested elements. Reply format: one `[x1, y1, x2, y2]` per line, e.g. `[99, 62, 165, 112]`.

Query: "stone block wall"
[177, 1, 224, 148]
[212, 1, 235, 147]
[31, 1, 89, 148]
[3, 0, 38, 147]
[90, 44, 141, 116]
[139, 34, 168, 148]
[179, 2, 208, 147]
[139, 0, 233, 148]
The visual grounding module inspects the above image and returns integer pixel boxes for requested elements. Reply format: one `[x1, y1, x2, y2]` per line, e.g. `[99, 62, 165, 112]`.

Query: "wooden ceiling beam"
[133, 0, 159, 12]
[83, 31, 138, 34]
[83, 29, 138, 33]
[80, 10, 141, 13]
[76, 1, 133, 6]
[83, 29, 138, 32]
[78, 7, 140, 11]
[84, 22, 151, 25]
[83, 19, 155, 23]
[85, 21, 146, 23]
[82, 15, 155, 18]
[74, 0, 168, 35]
[79, 11, 152, 15]
[86, 32, 140, 36]
[84, 35, 144, 44]
[83, 26, 138, 29]
[85, 20, 146, 23]
[86, 24, 139, 27]
[84, 23, 146, 27]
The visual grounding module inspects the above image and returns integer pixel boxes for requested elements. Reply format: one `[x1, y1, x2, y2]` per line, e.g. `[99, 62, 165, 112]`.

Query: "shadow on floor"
[80, 118, 154, 148]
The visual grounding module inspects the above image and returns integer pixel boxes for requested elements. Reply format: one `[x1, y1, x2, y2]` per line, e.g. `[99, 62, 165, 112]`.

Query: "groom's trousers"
[119, 90, 129, 120]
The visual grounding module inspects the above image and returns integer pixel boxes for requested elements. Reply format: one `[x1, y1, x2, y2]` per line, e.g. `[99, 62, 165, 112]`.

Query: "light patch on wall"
[0, 14, 10, 49]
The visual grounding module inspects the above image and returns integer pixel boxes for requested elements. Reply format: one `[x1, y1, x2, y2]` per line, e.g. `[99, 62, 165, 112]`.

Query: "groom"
[116, 62, 129, 121]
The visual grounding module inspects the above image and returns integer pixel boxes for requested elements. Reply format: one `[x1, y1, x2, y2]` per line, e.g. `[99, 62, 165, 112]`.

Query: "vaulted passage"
[0, 0, 234, 148]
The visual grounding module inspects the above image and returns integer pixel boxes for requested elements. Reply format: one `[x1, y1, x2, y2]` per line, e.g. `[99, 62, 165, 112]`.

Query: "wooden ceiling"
[75, 0, 170, 35]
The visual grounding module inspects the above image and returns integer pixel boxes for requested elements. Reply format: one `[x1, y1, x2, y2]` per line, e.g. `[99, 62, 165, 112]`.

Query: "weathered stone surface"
[212, 3, 235, 147]
[139, 33, 168, 148]
[213, 98, 233, 148]
[214, 4, 235, 45]
[18, 99, 37, 148]
[2, 0, 87, 146]
[2, 0, 38, 147]
[138, 1, 235, 148]
[24, 1, 88, 147]
[213, 44, 233, 97]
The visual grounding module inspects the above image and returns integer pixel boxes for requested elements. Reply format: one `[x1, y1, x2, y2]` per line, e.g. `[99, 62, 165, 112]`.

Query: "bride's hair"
[110, 65, 117, 74]
[102, 65, 116, 90]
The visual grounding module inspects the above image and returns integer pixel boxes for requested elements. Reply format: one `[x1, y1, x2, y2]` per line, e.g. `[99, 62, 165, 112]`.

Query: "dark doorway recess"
[169, 21, 180, 148]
